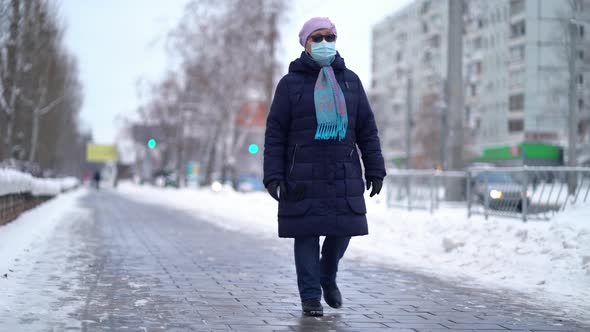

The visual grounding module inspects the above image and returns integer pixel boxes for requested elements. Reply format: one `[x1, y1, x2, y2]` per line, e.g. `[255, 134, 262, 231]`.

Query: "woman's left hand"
[365, 177, 383, 197]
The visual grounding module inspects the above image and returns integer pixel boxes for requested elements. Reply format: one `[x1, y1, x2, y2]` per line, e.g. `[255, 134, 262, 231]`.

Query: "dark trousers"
[294, 236, 351, 301]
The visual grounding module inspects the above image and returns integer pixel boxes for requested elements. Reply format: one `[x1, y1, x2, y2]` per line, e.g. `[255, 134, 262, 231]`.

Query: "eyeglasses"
[309, 34, 336, 43]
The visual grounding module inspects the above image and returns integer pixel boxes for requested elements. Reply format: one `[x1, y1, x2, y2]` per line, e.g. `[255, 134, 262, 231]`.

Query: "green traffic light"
[248, 144, 259, 154]
[147, 138, 157, 149]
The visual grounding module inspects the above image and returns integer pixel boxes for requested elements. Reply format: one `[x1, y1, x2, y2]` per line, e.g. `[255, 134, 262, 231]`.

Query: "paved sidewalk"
[0, 190, 588, 331]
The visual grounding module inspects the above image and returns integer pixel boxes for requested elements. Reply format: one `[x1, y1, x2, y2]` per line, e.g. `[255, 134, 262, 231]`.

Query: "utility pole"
[446, 0, 464, 171]
[445, 0, 465, 201]
[440, 79, 448, 170]
[406, 75, 413, 168]
[568, 20, 578, 168]
[568, 20, 579, 194]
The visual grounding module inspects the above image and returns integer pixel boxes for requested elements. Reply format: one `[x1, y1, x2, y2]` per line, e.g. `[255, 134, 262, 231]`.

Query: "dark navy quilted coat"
[263, 51, 386, 238]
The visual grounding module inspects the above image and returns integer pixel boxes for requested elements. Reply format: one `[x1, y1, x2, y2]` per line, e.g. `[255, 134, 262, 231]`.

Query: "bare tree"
[132, 0, 288, 186]
[0, 0, 84, 176]
[413, 93, 442, 169]
[0, 0, 21, 159]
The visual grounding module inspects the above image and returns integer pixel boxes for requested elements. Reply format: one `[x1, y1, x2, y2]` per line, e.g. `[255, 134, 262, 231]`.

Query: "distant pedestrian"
[263, 17, 386, 317]
[93, 170, 101, 190]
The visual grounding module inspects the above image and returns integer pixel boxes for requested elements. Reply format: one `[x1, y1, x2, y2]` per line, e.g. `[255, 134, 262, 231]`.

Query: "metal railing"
[385, 167, 590, 221]
[385, 169, 468, 213]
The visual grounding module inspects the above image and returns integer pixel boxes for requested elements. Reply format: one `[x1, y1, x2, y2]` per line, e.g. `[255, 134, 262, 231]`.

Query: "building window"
[581, 25, 585, 38]
[396, 32, 407, 43]
[508, 119, 524, 132]
[476, 61, 483, 74]
[423, 51, 432, 64]
[430, 34, 440, 48]
[510, 68, 525, 88]
[580, 98, 585, 110]
[420, 0, 432, 15]
[580, 50, 585, 60]
[510, 0, 525, 15]
[510, 21, 526, 38]
[580, 74, 584, 85]
[396, 51, 403, 62]
[473, 37, 482, 49]
[510, 45, 525, 63]
[470, 84, 477, 97]
[509, 94, 524, 111]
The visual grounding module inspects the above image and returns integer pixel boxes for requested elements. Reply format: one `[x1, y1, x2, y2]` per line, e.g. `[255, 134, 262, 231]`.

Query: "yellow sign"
[86, 144, 117, 162]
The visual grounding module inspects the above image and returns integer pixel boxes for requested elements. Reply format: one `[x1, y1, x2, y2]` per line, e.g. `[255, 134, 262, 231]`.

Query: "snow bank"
[118, 182, 590, 321]
[0, 188, 89, 327]
[0, 189, 87, 274]
[0, 169, 34, 196]
[0, 169, 79, 196]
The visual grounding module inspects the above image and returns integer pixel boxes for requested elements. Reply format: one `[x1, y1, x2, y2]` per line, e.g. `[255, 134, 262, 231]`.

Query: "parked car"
[237, 174, 264, 192]
[153, 170, 179, 188]
[472, 171, 531, 212]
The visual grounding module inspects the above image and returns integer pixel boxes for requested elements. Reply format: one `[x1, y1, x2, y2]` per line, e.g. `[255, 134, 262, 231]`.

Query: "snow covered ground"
[117, 182, 590, 321]
[0, 189, 90, 327]
[1, 181, 588, 323]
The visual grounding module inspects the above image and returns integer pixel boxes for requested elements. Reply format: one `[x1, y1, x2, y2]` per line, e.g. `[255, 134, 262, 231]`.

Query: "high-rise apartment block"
[371, 0, 590, 167]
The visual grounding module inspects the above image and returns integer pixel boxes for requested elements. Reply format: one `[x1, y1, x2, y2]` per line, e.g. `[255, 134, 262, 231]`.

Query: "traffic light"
[147, 138, 157, 149]
[248, 143, 259, 155]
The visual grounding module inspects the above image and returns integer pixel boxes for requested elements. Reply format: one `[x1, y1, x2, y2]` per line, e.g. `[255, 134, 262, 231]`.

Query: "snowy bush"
[0, 169, 34, 196]
[0, 169, 78, 197]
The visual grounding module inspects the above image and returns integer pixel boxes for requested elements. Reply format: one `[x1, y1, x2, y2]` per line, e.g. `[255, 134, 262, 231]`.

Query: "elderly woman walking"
[263, 17, 386, 317]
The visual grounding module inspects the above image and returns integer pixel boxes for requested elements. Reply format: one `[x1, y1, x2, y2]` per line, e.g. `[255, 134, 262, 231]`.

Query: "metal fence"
[385, 167, 590, 221]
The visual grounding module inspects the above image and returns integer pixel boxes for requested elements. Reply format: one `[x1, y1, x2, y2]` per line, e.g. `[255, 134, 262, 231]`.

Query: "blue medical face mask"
[310, 41, 336, 66]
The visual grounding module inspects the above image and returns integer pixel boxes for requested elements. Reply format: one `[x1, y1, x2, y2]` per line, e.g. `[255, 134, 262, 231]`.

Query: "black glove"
[366, 177, 383, 197]
[266, 181, 305, 201]
[266, 180, 286, 201]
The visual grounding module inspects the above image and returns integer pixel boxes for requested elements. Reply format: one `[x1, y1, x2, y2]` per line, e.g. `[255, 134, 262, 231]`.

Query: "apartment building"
[371, 0, 590, 166]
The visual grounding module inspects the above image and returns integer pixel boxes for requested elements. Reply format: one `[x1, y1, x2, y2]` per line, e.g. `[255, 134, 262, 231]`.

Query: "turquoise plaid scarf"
[314, 64, 348, 141]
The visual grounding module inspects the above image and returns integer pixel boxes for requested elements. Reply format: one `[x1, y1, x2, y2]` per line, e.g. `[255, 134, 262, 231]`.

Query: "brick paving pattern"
[0, 190, 588, 331]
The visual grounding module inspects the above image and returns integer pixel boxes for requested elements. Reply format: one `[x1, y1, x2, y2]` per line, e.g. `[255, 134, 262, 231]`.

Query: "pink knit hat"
[298, 17, 337, 47]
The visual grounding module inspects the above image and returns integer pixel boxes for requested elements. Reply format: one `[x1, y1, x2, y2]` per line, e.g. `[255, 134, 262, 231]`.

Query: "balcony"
[510, 0, 525, 16]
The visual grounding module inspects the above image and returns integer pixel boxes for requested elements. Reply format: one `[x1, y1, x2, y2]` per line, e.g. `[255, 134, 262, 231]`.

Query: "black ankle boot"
[321, 283, 342, 308]
[301, 299, 323, 317]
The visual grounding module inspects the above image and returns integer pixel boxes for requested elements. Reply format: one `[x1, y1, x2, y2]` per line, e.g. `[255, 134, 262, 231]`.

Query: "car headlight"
[521, 189, 532, 198]
[490, 189, 503, 200]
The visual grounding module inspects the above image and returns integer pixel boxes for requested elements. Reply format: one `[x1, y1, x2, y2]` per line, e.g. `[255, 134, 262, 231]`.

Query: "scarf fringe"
[314, 118, 348, 141]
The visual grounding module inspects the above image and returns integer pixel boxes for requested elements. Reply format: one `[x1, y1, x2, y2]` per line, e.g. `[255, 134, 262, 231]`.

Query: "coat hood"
[288, 51, 347, 74]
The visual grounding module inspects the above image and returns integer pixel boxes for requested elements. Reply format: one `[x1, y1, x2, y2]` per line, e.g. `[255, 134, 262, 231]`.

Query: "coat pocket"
[344, 163, 365, 197]
[278, 199, 312, 217]
[346, 196, 367, 215]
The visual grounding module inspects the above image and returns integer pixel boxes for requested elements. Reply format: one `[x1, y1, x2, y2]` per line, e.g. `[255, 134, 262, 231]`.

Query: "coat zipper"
[289, 144, 298, 177]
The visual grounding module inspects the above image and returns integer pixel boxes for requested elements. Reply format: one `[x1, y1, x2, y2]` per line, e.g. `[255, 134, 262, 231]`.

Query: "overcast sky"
[60, 0, 412, 144]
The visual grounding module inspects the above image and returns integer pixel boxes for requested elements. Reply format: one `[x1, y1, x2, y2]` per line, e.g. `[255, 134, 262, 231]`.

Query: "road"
[0, 189, 587, 331]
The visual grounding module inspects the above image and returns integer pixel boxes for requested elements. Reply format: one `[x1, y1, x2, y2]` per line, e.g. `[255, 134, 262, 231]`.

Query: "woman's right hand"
[266, 180, 286, 201]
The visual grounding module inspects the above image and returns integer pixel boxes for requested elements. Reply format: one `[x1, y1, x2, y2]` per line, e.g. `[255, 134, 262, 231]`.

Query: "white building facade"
[371, 0, 590, 166]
